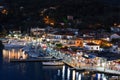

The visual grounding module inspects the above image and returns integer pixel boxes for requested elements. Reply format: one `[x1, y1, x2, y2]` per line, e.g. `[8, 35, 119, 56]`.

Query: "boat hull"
[42, 61, 64, 66]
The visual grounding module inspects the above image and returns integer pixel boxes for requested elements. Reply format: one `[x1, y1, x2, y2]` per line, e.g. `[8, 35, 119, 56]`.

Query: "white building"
[46, 31, 75, 42]
[110, 33, 120, 40]
[30, 28, 45, 36]
[84, 43, 100, 51]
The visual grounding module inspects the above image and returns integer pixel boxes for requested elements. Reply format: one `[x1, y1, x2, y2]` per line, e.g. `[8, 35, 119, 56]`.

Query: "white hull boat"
[42, 61, 64, 66]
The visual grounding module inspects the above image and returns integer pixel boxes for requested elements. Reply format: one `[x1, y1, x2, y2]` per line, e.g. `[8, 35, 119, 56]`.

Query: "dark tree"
[0, 40, 4, 62]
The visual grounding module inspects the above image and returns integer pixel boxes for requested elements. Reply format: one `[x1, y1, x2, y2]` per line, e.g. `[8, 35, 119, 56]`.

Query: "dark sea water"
[0, 49, 117, 80]
[0, 49, 64, 80]
[0, 62, 63, 80]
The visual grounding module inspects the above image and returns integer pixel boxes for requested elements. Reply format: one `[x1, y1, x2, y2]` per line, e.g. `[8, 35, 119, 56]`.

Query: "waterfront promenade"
[47, 47, 120, 75]
[2, 37, 120, 76]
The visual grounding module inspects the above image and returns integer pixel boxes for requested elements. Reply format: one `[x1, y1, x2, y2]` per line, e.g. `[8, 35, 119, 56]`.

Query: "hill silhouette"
[2, 0, 120, 30]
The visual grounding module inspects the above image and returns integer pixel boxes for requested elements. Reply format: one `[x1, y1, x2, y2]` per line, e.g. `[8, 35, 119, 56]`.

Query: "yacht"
[42, 61, 64, 66]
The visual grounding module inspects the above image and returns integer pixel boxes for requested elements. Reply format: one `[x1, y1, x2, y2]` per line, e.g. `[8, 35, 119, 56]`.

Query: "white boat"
[4, 39, 26, 49]
[4, 44, 24, 49]
[42, 61, 64, 66]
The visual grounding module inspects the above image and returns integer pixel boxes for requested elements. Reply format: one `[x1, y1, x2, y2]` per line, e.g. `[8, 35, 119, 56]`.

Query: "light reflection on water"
[1, 49, 64, 80]
[1, 49, 113, 80]
[72, 70, 76, 80]
[3, 49, 28, 62]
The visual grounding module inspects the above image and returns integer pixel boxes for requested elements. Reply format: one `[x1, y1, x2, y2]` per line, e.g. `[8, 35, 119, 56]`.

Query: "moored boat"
[42, 61, 64, 66]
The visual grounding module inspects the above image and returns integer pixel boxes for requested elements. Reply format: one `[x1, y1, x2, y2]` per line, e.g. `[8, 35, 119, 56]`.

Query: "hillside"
[1, 0, 120, 31]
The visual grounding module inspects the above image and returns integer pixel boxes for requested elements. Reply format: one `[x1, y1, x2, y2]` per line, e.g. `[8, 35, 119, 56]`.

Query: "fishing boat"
[42, 61, 64, 66]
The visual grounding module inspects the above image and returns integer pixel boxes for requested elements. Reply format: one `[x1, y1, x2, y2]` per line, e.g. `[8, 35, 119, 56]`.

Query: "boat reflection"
[3, 49, 28, 62]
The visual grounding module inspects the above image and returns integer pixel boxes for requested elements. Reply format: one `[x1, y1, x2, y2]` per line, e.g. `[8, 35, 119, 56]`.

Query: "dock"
[51, 51, 120, 76]
[63, 60, 120, 76]
[10, 58, 62, 62]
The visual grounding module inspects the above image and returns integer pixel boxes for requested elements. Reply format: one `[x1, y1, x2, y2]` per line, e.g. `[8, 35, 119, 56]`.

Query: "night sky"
[100, 0, 120, 5]
[0, 0, 120, 32]
[0, 0, 120, 7]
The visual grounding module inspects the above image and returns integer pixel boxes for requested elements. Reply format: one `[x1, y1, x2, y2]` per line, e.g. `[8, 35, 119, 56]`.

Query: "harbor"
[1, 37, 120, 80]
[1, 0, 120, 80]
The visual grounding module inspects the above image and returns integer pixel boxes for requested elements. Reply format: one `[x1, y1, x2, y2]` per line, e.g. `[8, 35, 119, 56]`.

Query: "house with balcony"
[46, 30, 84, 47]
[30, 28, 45, 36]
[46, 30, 75, 41]
[84, 43, 100, 51]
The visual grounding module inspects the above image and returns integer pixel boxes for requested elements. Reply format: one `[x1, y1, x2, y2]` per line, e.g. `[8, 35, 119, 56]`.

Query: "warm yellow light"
[44, 16, 55, 25]
[46, 16, 49, 18]
[114, 23, 117, 26]
[1, 9, 8, 15]
[50, 23, 54, 25]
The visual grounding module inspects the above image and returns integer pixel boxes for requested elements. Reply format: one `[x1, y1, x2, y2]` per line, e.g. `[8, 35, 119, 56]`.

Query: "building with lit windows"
[84, 43, 100, 51]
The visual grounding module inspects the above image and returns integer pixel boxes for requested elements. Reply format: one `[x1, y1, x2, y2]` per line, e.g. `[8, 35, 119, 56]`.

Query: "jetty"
[49, 49, 120, 76]
[10, 58, 62, 62]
